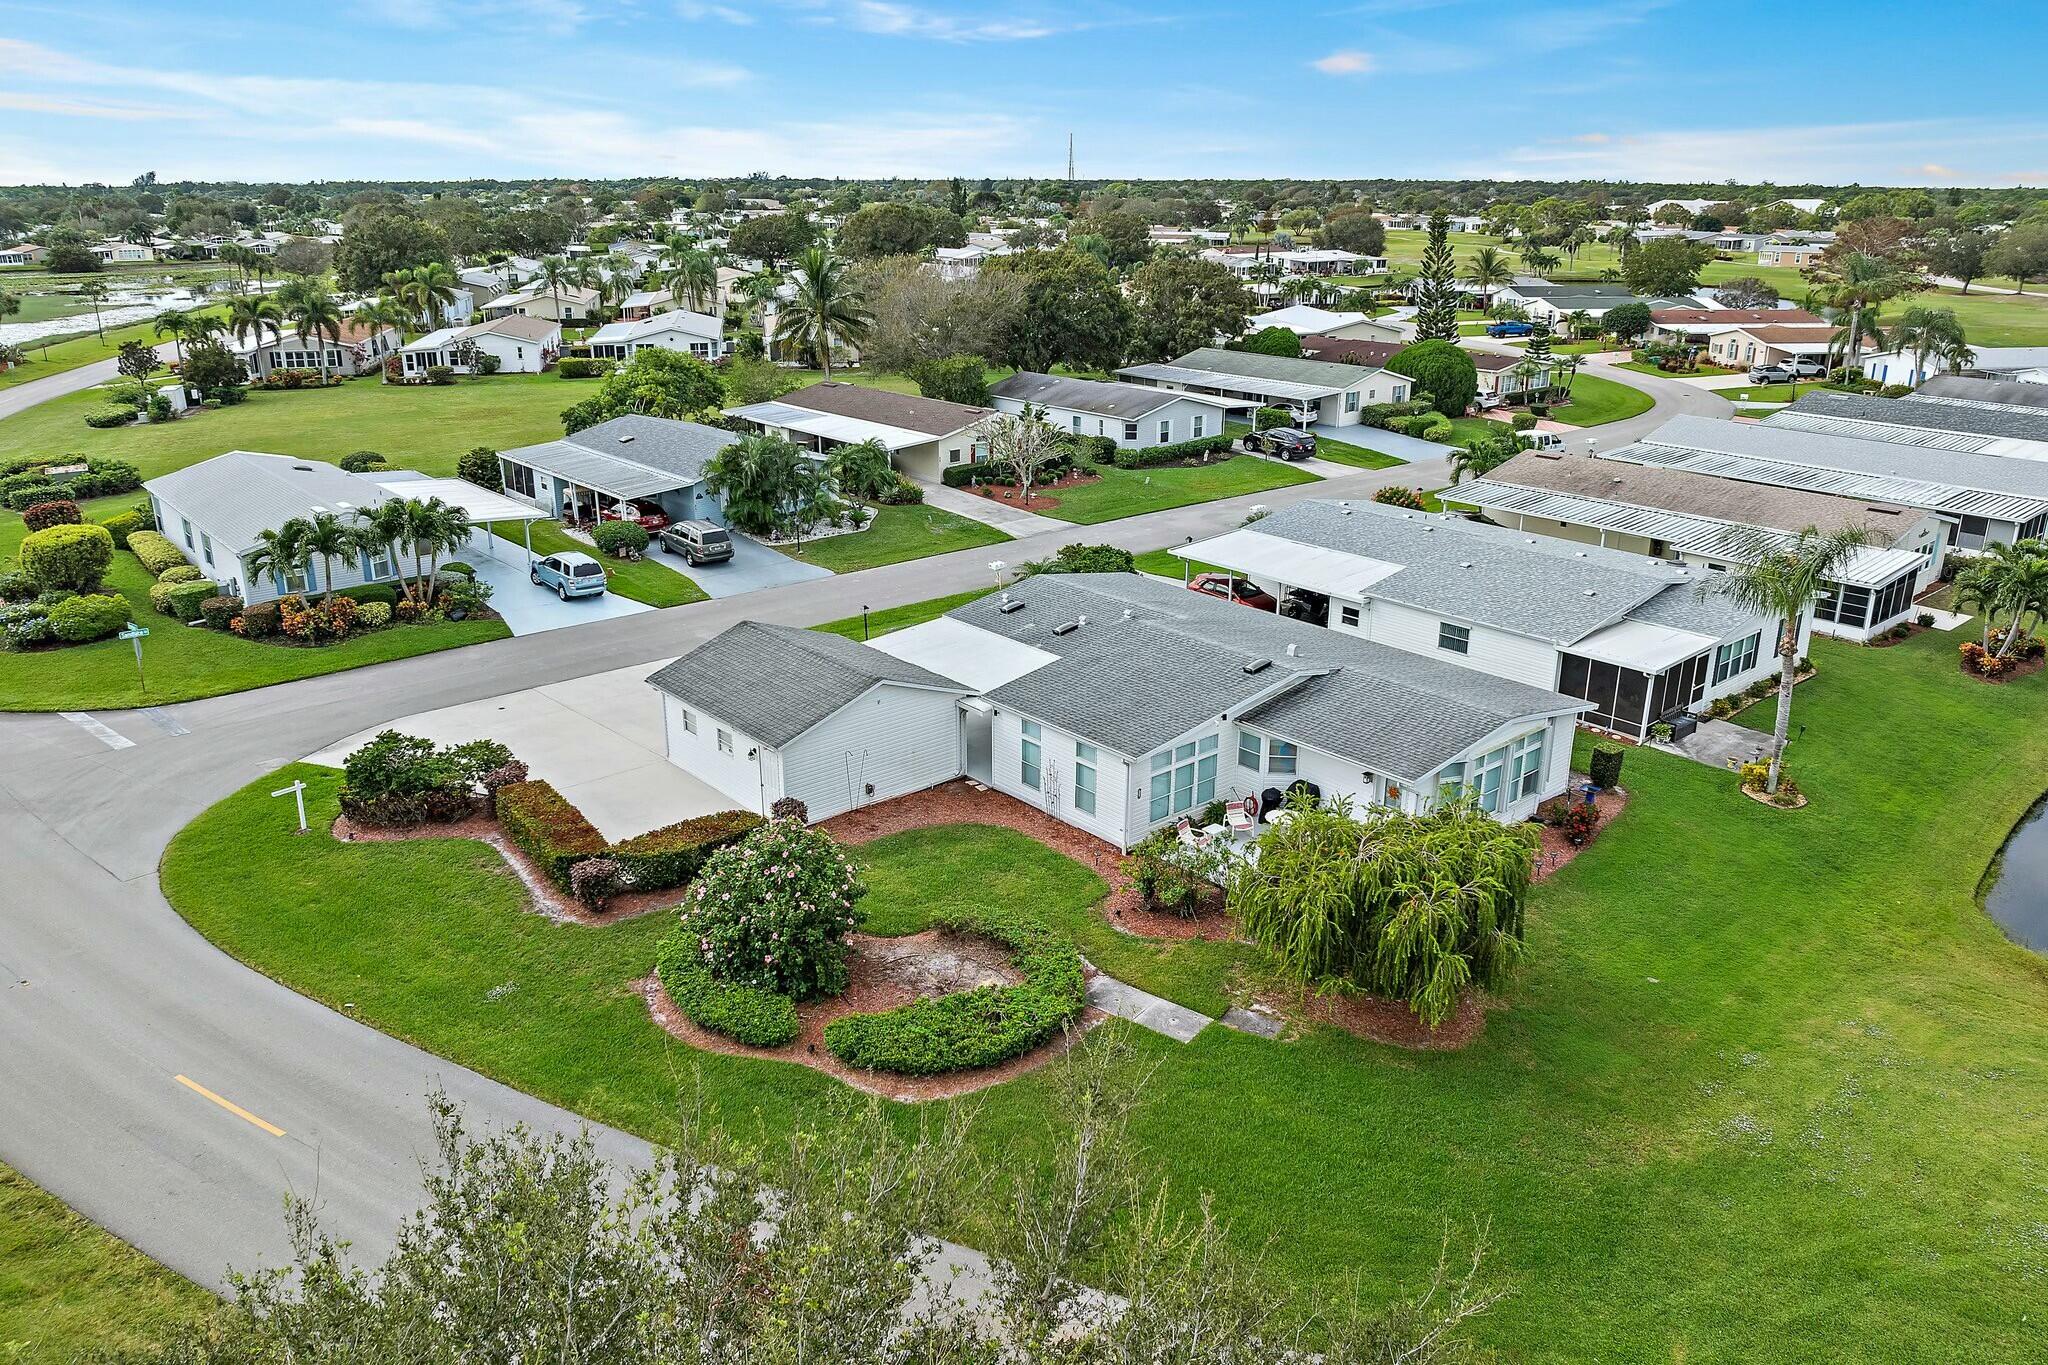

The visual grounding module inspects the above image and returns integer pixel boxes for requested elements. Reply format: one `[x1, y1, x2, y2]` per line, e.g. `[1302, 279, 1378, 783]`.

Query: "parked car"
[1747, 364, 1796, 385]
[530, 551, 608, 599]
[1187, 572, 1277, 611]
[1240, 427, 1317, 460]
[1784, 355, 1827, 378]
[1486, 320, 1535, 337]
[1529, 431, 1568, 452]
[658, 519, 734, 566]
[600, 499, 670, 532]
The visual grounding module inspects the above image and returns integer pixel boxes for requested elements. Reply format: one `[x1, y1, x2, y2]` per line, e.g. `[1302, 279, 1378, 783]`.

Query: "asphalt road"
[0, 365, 1696, 1297]
[0, 340, 180, 422]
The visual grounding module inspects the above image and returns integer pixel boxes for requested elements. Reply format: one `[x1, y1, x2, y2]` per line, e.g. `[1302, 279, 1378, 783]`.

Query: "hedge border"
[655, 931, 801, 1047]
[494, 779, 607, 888]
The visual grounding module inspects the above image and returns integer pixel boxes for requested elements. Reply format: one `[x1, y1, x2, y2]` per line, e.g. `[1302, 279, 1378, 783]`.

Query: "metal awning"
[1180, 527, 1403, 599]
[1115, 363, 1341, 404]
[726, 400, 942, 452]
[498, 439, 695, 500]
[371, 475, 549, 523]
[1571, 618, 1718, 673]
[1617, 442, 2048, 526]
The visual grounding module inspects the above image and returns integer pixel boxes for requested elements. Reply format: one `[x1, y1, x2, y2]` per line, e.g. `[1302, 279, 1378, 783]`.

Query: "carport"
[373, 473, 549, 567]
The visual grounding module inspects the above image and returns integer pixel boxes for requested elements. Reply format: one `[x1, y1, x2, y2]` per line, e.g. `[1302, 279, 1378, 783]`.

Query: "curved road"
[0, 340, 181, 422]
[0, 365, 1699, 1293]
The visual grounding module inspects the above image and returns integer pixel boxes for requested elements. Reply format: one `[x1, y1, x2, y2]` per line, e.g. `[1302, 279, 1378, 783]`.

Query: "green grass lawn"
[1043, 455, 1317, 525]
[1549, 372, 1657, 427]
[0, 1162, 213, 1361]
[813, 586, 995, 641]
[776, 502, 1009, 574]
[0, 304, 228, 393]
[1131, 548, 1225, 579]
[1304, 433, 1404, 470]
[1443, 416, 1515, 447]
[0, 513, 510, 711]
[494, 519, 706, 607]
[1720, 380, 1831, 406]
[0, 374, 578, 479]
[157, 625, 2048, 1362]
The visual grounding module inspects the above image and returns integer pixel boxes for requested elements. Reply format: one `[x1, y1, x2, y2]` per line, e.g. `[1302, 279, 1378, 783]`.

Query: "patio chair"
[1176, 818, 1215, 852]
[1225, 798, 1256, 836]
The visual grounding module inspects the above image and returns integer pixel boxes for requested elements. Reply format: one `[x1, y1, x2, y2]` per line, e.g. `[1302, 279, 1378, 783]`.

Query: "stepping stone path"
[1219, 1006, 1284, 1039]
[1085, 970, 1212, 1043]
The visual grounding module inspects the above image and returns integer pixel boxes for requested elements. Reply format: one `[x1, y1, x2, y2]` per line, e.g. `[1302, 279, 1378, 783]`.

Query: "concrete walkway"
[1086, 971, 1211, 1042]
[1652, 719, 1771, 770]
[919, 479, 1069, 537]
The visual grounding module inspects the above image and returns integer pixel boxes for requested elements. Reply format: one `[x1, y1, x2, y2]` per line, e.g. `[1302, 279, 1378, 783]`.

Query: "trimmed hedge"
[84, 404, 138, 429]
[99, 510, 148, 549]
[822, 907, 1086, 1075]
[340, 582, 398, 606]
[655, 933, 800, 1047]
[20, 522, 114, 592]
[199, 594, 242, 630]
[166, 579, 219, 620]
[609, 809, 764, 890]
[159, 564, 203, 584]
[556, 356, 609, 379]
[128, 530, 188, 576]
[47, 593, 129, 643]
[939, 462, 988, 488]
[4, 485, 60, 512]
[495, 779, 607, 888]
[1111, 433, 1236, 470]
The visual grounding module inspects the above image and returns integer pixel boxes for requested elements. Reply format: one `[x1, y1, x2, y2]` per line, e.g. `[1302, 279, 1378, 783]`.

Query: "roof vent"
[1242, 658, 1273, 675]
[1459, 560, 1473, 568]
[1076, 614, 1089, 626]
[617, 434, 636, 443]
[293, 464, 314, 472]
[997, 599, 1026, 615]
[1052, 620, 1080, 636]
[1583, 588, 1598, 596]
[1285, 643, 1299, 657]
[1123, 608, 1135, 620]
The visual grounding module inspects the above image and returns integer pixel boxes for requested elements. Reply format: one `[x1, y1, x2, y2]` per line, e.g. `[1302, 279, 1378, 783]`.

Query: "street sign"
[271, 779, 309, 834]
[119, 622, 149, 698]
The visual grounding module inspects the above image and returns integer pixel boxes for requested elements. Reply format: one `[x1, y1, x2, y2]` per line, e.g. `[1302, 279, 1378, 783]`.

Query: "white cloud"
[0, 91, 184, 121]
[1571, 131, 1611, 144]
[1487, 119, 2048, 185]
[1311, 49, 1374, 75]
[677, 0, 755, 21]
[1915, 162, 1958, 178]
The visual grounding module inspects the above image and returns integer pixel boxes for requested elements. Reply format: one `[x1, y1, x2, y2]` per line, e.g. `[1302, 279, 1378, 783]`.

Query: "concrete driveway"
[675, 531, 833, 599]
[464, 541, 652, 636]
[304, 658, 733, 841]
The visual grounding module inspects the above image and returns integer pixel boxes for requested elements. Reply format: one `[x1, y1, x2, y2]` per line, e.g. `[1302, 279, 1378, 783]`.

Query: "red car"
[1187, 572, 1277, 611]
[599, 500, 670, 532]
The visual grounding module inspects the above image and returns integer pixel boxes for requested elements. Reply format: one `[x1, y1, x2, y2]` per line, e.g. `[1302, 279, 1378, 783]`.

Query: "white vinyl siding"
[777, 683, 966, 822]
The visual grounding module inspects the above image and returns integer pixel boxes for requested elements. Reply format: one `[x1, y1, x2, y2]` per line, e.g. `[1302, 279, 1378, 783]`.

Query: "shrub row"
[495, 779, 608, 888]
[99, 509, 149, 548]
[83, 404, 137, 429]
[1358, 399, 1436, 430]
[128, 530, 188, 576]
[654, 933, 801, 1047]
[1110, 433, 1236, 470]
[608, 809, 764, 889]
[822, 907, 1087, 1075]
[556, 356, 610, 379]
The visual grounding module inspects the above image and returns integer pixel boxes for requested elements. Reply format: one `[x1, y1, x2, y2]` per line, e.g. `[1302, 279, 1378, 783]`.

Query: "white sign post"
[117, 621, 149, 699]
[271, 780, 309, 834]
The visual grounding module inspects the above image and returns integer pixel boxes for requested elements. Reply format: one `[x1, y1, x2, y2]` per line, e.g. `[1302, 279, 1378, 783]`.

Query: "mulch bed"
[1531, 780, 1630, 881]
[965, 469, 1100, 511]
[1865, 622, 1930, 648]
[1741, 784, 1809, 811]
[330, 812, 680, 925]
[1960, 653, 2047, 684]
[820, 779, 1241, 942]
[1257, 983, 1493, 1051]
[638, 929, 1106, 1101]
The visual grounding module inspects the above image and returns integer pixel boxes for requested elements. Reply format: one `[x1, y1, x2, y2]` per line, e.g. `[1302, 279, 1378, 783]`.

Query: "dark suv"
[1241, 427, 1318, 460]
[658, 519, 734, 565]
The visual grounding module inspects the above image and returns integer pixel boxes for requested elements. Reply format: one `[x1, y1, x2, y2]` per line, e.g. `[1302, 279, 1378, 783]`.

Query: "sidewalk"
[919, 479, 1070, 536]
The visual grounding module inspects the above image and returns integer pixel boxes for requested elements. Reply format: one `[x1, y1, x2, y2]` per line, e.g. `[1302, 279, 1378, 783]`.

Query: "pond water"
[1984, 795, 2048, 952]
[0, 284, 218, 347]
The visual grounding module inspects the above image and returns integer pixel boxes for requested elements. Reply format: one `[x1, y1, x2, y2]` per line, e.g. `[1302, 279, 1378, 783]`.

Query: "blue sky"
[1, 0, 2045, 187]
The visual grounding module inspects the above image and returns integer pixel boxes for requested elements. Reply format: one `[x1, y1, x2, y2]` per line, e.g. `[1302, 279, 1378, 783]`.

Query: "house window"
[1192, 414, 1205, 438]
[1071, 415, 1082, 433]
[1339, 603, 1360, 628]
[1391, 384, 1407, 402]
[1238, 730, 1261, 770]
[181, 517, 194, 549]
[1449, 731, 1546, 813]
[365, 545, 394, 579]
[200, 533, 213, 567]
[1438, 622, 1471, 654]
[1158, 418, 1172, 444]
[1268, 739, 1297, 774]
[1123, 421, 1140, 443]
[680, 707, 697, 734]
[1021, 719, 1042, 789]
[1713, 632, 1761, 683]
[504, 462, 536, 497]
[949, 448, 964, 464]
[1345, 390, 1360, 413]
[1074, 742, 1097, 815]
[1147, 734, 1218, 822]
[716, 728, 733, 754]
[277, 564, 310, 595]
[1509, 730, 1545, 800]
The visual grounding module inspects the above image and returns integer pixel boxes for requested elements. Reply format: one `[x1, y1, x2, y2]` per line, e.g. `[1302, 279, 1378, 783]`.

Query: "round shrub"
[456, 446, 503, 490]
[678, 819, 864, 1001]
[98, 510, 147, 549]
[1372, 485, 1426, 509]
[20, 522, 114, 593]
[1, 600, 53, 648]
[234, 600, 281, 637]
[148, 579, 181, 614]
[591, 520, 649, 558]
[655, 933, 800, 1047]
[1387, 338, 1480, 418]
[356, 599, 392, 627]
[167, 579, 218, 620]
[199, 594, 242, 630]
[84, 404, 138, 429]
[822, 907, 1086, 1075]
[127, 530, 187, 576]
[769, 796, 809, 824]
[22, 500, 80, 532]
[426, 364, 454, 385]
[339, 450, 388, 473]
[1510, 412, 1538, 431]
[159, 564, 203, 584]
[570, 855, 628, 910]
[343, 582, 398, 606]
[47, 592, 129, 643]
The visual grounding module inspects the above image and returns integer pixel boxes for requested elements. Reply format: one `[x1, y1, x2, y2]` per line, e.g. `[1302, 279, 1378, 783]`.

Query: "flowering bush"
[1538, 795, 1599, 845]
[22, 499, 80, 532]
[678, 818, 864, 1000]
[278, 593, 361, 641]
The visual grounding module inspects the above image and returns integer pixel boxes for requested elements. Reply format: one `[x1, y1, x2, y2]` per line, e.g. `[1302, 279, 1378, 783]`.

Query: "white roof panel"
[1571, 617, 1719, 673]
[1116, 362, 1341, 403]
[1179, 527, 1404, 599]
[866, 616, 1057, 694]
[725, 400, 934, 452]
[371, 475, 548, 523]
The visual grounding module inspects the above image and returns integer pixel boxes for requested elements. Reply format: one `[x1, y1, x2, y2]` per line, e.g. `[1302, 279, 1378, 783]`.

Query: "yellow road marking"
[174, 1074, 286, 1137]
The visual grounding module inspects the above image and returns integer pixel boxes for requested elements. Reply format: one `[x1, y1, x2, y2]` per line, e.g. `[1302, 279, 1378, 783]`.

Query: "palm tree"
[409, 262, 458, 328]
[1463, 246, 1512, 309]
[1711, 525, 1870, 794]
[666, 248, 717, 313]
[537, 256, 572, 323]
[1886, 305, 1973, 385]
[1518, 246, 1559, 276]
[284, 286, 344, 386]
[351, 500, 412, 596]
[353, 295, 411, 343]
[773, 247, 870, 380]
[388, 497, 473, 605]
[152, 309, 199, 368]
[1958, 539, 2048, 658]
[246, 522, 310, 599]
[1811, 251, 1910, 378]
[296, 510, 357, 604]
[227, 294, 282, 351]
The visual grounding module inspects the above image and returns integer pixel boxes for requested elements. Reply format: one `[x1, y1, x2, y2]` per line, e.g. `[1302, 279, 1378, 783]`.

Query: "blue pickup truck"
[1485, 319, 1535, 338]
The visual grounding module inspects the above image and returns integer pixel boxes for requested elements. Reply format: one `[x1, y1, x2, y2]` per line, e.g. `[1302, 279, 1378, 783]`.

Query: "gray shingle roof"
[778, 381, 991, 437]
[645, 622, 967, 748]
[500, 416, 734, 499]
[1648, 413, 2048, 503]
[1915, 375, 2048, 410]
[1153, 346, 1384, 387]
[1243, 500, 1701, 644]
[144, 451, 389, 555]
[988, 372, 1210, 420]
[1776, 388, 2048, 446]
[947, 575, 1584, 778]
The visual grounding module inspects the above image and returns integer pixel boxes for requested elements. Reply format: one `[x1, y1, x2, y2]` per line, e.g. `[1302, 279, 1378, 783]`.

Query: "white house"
[584, 309, 725, 362]
[987, 372, 1237, 451]
[1860, 345, 2048, 388]
[1758, 242, 1824, 268]
[396, 314, 561, 378]
[1246, 304, 1403, 343]
[235, 319, 402, 380]
[498, 415, 736, 527]
[649, 575, 1592, 845]
[1179, 499, 1792, 743]
[92, 241, 155, 262]
[1455, 450, 1946, 643]
[481, 283, 602, 324]
[1117, 346, 1409, 428]
[1768, 388, 2048, 462]
[0, 243, 47, 266]
[726, 382, 992, 482]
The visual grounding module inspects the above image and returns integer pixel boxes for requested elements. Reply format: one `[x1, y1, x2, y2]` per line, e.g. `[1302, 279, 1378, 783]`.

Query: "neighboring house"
[1714, 324, 1844, 370]
[1609, 414, 2048, 553]
[92, 241, 156, 262]
[1767, 388, 2048, 460]
[1912, 372, 2048, 409]
[726, 382, 993, 482]
[1456, 451, 1946, 642]
[1246, 304, 1403, 342]
[1758, 242, 1824, 268]
[456, 266, 512, 306]
[1643, 198, 1717, 218]
[1493, 283, 1692, 325]
[497, 414, 735, 526]
[482, 283, 602, 324]
[618, 289, 683, 321]
[1467, 348, 1563, 403]
[932, 245, 990, 280]
[988, 372, 1236, 450]
[1647, 308, 1827, 352]
[396, 315, 561, 377]
[651, 574, 1591, 843]
[144, 452, 400, 605]
[1295, 335, 1401, 368]
[1861, 345, 2048, 388]
[1275, 248, 1384, 276]
[1116, 346, 1410, 428]
[585, 309, 725, 362]
[1178, 499, 1789, 743]
[235, 319, 402, 380]
[647, 622, 975, 824]
[0, 243, 47, 266]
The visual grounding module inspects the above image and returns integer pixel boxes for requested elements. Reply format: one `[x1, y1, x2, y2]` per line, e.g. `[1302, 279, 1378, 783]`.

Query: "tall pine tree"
[1412, 211, 1459, 341]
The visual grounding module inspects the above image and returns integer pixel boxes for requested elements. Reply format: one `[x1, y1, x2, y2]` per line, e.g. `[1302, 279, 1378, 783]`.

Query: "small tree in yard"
[456, 445, 503, 491]
[679, 817, 864, 1000]
[1388, 338, 1478, 417]
[905, 352, 989, 406]
[116, 340, 157, 405]
[987, 408, 1062, 504]
[1603, 301, 1653, 347]
[704, 433, 816, 538]
[1710, 525, 1868, 795]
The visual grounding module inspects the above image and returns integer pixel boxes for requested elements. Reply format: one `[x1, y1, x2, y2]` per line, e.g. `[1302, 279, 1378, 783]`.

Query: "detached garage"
[645, 622, 971, 822]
